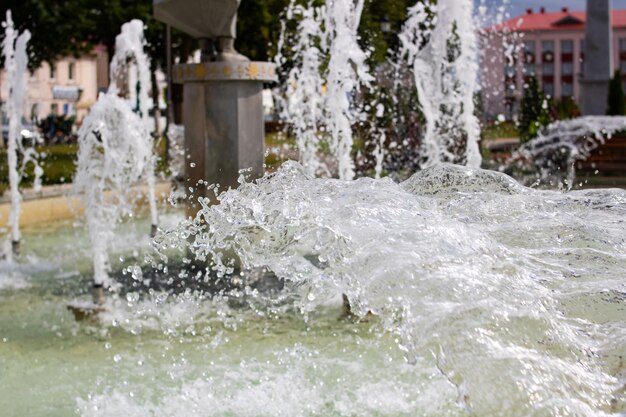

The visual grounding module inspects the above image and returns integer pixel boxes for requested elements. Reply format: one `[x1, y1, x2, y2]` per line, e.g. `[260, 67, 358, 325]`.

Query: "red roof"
[489, 9, 626, 32]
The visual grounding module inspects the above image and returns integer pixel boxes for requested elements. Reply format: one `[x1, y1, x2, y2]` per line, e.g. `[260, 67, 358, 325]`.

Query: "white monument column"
[581, 0, 613, 115]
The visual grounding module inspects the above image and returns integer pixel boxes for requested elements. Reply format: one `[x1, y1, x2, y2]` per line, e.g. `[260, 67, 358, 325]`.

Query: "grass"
[0, 144, 78, 194]
[481, 121, 520, 141]
[0, 134, 296, 194]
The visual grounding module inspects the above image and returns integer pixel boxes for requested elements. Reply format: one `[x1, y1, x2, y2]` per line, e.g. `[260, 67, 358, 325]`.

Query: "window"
[524, 40, 536, 53]
[68, 63, 75, 80]
[505, 101, 515, 120]
[30, 103, 39, 120]
[50, 63, 56, 79]
[504, 65, 516, 78]
[524, 64, 536, 75]
[561, 40, 574, 53]
[620, 61, 626, 74]
[505, 84, 516, 97]
[543, 82, 554, 97]
[51, 103, 58, 115]
[561, 62, 574, 76]
[543, 62, 554, 75]
[561, 82, 573, 97]
[541, 40, 555, 53]
[620, 38, 626, 53]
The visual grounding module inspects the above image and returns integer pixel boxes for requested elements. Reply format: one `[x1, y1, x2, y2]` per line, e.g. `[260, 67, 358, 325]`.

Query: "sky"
[479, 0, 626, 19]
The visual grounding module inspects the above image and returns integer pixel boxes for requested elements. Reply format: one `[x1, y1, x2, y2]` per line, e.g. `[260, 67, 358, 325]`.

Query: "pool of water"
[1, 164, 625, 416]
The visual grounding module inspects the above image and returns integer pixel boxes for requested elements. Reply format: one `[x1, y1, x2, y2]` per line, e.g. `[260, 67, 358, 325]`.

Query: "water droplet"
[113, 354, 122, 363]
[307, 292, 316, 301]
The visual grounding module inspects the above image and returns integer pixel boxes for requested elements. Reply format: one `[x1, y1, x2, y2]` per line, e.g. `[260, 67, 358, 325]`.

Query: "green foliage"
[237, 0, 291, 61]
[0, 0, 320, 70]
[607, 69, 626, 116]
[518, 76, 550, 142]
[482, 121, 518, 140]
[550, 97, 580, 121]
[0, 145, 77, 194]
[0, 0, 197, 71]
[358, 0, 414, 65]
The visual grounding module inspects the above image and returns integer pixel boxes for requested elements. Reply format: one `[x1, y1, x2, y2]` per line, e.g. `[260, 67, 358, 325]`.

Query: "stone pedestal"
[581, 0, 613, 115]
[173, 61, 277, 213]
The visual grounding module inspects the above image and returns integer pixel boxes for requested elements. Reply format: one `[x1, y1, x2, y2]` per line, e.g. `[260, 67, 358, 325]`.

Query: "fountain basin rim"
[173, 61, 277, 83]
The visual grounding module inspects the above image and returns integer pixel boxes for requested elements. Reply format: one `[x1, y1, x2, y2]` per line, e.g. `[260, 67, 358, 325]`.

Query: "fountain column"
[581, 0, 613, 115]
[154, 0, 276, 213]
[172, 61, 276, 210]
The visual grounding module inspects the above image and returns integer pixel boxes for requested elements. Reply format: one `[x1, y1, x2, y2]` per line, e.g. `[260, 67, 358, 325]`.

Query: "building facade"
[482, 7, 626, 120]
[0, 45, 108, 123]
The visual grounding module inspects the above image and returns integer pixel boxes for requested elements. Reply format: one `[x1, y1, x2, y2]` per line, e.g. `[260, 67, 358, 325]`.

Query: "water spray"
[2, 11, 42, 260]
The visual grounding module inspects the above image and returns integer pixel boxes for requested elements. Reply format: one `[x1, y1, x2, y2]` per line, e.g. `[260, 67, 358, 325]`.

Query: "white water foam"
[101, 162, 625, 416]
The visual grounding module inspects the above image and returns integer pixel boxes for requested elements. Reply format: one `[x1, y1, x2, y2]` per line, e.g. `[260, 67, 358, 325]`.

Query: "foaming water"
[120, 161, 626, 416]
[509, 116, 626, 187]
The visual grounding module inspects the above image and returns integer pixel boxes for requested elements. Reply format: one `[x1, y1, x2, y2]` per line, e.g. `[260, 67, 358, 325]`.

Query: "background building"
[482, 7, 626, 120]
[0, 45, 108, 123]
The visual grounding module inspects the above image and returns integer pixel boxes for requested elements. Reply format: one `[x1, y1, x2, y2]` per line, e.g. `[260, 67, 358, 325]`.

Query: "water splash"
[109, 20, 158, 233]
[400, 0, 481, 168]
[72, 20, 160, 288]
[277, 0, 372, 179]
[508, 116, 626, 187]
[1, 10, 42, 259]
[73, 94, 153, 287]
[276, 2, 327, 177]
[323, 0, 372, 180]
[142, 161, 626, 415]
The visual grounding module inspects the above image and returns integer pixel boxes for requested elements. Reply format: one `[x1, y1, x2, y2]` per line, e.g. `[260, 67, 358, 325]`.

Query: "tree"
[518, 75, 550, 142]
[358, 0, 415, 65]
[0, 0, 95, 70]
[607, 69, 626, 116]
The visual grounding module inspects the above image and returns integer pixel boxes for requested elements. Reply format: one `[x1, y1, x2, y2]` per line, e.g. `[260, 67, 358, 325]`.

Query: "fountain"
[506, 116, 626, 187]
[278, 0, 482, 176]
[154, 0, 277, 210]
[277, 0, 372, 179]
[0, 2, 625, 416]
[276, 2, 327, 177]
[1, 11, 42, 259]
[108, 20, 159, 237]
[400, 0, 481, 168]
[70, 20, 161, 311]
